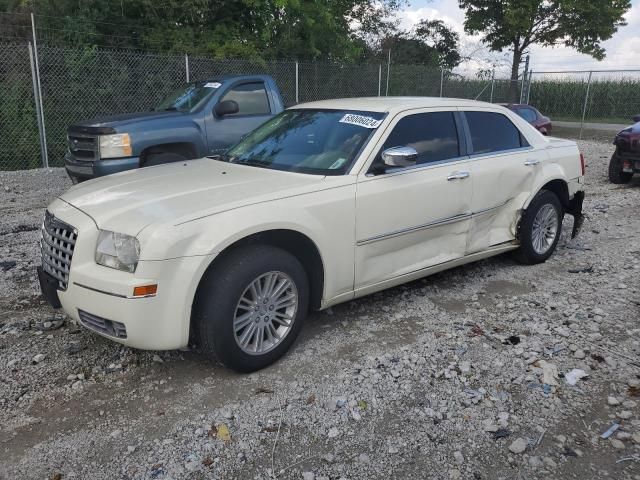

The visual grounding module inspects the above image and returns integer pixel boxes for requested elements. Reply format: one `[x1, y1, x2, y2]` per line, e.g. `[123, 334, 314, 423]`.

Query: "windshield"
[156, 81, 221, 112]
[223, 109, 385, 175]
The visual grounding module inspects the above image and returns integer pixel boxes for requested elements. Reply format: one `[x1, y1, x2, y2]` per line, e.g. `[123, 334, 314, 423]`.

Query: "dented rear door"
[462, 109, 544, 253]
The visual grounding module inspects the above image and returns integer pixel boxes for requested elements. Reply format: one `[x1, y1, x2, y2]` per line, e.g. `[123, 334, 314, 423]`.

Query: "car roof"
[202, 74, 273, 83]
[290, 96, 504, 114]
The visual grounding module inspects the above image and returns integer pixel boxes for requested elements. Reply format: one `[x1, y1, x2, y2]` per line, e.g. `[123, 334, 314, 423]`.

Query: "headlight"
[99, 133, 132, 159]
[95, 230, 140, 272]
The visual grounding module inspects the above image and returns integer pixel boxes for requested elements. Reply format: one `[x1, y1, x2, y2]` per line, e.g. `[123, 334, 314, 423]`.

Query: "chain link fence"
[0, 42, 40, 170]
[2, 41, 640, 171]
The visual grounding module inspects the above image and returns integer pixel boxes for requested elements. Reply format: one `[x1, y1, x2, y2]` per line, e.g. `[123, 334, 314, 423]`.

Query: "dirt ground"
[1, 137, 639, 480]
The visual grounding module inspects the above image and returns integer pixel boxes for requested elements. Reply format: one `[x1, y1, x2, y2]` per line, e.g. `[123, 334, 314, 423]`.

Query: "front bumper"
[38, 199, 214, 350]
[65, 153, 140, 182]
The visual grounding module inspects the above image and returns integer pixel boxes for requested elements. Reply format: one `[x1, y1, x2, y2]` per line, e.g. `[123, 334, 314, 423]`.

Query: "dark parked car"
[65, 74, 285, 183]
[609, 114, 640, 184]
[501, 104, 552, 135]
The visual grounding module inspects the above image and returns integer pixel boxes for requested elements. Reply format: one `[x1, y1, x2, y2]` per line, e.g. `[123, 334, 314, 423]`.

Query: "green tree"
[458, 0, 631, 100]
[377, 20, 461, 68]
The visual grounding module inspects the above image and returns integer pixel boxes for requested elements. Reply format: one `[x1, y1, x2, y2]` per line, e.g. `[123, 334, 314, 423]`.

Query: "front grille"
[68, 133, 99, 161]
[40, 211, 77, 290]
[78, 310, 128, 339]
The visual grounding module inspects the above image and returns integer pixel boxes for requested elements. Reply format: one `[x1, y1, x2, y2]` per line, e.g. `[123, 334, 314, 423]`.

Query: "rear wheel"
[608, 153, 633, 184]
[514, 190, 563, 265]
[143, 151, 188, 167]
[193, 245, 309, 372]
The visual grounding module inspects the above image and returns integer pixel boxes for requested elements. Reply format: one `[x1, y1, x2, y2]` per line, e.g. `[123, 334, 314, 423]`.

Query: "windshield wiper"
[163, 106, 178, 111]
[237, 158, 271, 169]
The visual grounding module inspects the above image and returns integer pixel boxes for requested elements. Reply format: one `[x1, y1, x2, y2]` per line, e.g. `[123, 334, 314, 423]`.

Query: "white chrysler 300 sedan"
[38, 97, 585, 371]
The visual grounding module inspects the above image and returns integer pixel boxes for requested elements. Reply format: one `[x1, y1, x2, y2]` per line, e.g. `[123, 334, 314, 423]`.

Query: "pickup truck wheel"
[514, 190, 563, 265]
[608, 153, 633, 184]
[143, 152, 187, 167]
[193, 245, 309, 372]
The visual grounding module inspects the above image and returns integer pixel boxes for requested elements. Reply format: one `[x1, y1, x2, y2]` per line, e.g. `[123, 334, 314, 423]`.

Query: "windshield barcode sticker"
[339, 114, 382, 129]
[204, 82, 222, 88]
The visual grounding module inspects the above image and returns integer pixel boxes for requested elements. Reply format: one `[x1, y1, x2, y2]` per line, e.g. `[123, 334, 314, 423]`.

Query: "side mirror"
[382, 146, 418, 168]
[214, 100, 239, 117]
[633, 114, 640, 123]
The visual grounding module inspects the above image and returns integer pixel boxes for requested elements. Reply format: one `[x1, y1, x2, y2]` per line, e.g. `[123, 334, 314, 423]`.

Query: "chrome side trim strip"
[357, 213, 471, 246]
[73, 282, 157, 299]
[357, 198, 513, 246]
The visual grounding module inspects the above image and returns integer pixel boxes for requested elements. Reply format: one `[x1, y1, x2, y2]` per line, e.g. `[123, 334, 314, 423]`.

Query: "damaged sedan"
[38, 97, 585, 372]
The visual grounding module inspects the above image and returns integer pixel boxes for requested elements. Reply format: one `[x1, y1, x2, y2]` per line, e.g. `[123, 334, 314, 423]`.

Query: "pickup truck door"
[462, 109, 543, 254]
[354, 110, 473, 290]
[205, 81, 274, 155]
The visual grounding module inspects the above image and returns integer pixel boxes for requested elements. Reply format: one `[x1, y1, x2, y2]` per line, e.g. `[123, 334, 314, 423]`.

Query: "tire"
[514, 190, 563, 265]
[608, 153, 633, 184]
[193, 245, 309, 372]
[143, 151, 187, 167]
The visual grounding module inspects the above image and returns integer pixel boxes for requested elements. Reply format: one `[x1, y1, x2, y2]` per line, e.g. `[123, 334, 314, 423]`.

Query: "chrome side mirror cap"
[382, 146, 418, 168]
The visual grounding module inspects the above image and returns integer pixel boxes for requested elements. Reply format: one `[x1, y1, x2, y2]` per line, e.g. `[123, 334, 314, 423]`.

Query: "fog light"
[132, 284, 157, 297]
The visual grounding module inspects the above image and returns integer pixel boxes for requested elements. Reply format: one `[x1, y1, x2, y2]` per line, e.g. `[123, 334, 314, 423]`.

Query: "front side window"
[156, 81, 220, 112]
[221, 82, 270, 116]
[465, 111, 527, 155]
[515, 107, 537, 122]
[223, 109, 384, 175]
[378, 111, 460, 167]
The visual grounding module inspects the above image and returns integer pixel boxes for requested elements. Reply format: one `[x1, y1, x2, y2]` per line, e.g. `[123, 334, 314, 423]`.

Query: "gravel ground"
[1, 139, 639, 480]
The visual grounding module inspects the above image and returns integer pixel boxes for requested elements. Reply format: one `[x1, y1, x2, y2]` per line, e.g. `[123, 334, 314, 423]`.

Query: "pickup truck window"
[465, 111, 527, 155]
[224, 109, 384, 175]
[221, 82, 270, 116]
[378, 112, 460, 167]
[156, 81, 219, 112]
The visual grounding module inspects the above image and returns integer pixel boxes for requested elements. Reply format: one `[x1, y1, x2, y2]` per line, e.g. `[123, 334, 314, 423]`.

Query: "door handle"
[524, 158, 540, 166]
[447, 171, 470, 181]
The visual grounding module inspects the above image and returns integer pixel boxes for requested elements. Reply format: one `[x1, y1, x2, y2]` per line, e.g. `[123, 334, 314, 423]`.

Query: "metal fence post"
[579, 71, 593, 139]
[378, 64, 382, 96]
[385, 50, 391, 96]
[185, 54, 190, 83]
[30, 14, 48, 169]
[489, 69, 495, 103]
[526, 71, 533, 104]
[440, 69, 444, 97]
[295, 61, 299, 103]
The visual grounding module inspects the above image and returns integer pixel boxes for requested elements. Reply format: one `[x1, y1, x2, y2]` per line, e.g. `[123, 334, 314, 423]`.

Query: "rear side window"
[465, 111, 526, 155]
[221, 82, 270, 116]
[380, 111, 459, 165]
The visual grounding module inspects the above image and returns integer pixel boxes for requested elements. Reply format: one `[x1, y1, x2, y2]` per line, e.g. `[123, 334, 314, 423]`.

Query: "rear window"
[465, 111, 527, 155]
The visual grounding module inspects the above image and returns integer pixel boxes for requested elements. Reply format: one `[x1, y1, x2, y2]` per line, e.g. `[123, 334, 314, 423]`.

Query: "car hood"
[70, 110, 186, 131]
[59, 159, 327, 235]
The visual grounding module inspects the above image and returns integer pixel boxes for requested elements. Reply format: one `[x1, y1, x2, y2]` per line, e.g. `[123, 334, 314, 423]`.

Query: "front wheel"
[193, 245, 309, 372]
[608, 153, 633, 184]
[514, 190, 563, 265]
[143, 151, 187, 167]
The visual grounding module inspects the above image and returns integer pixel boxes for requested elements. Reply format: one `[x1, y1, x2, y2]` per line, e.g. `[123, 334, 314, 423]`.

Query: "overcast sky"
[397, 0, 640, 75]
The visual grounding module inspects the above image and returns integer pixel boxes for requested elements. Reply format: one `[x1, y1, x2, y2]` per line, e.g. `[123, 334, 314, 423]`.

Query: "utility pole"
[520, 54, 530, 104]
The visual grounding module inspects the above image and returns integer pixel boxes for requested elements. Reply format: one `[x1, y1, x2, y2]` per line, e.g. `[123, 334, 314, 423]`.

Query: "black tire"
[143, 151, 187, 167]
[192, 245, 309, 372]
[514, 190, 563, 265]
[608, 153, 633, 184]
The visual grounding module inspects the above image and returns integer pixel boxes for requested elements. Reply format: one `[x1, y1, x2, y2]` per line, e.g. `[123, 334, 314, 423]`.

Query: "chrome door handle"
[447, 171, 470, 181]
[524, 158, 540, 166]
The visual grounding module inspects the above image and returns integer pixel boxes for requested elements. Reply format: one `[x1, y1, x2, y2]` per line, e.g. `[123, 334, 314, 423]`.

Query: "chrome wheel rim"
[233, 271, 298, 355]
[531, 204, 558, 255]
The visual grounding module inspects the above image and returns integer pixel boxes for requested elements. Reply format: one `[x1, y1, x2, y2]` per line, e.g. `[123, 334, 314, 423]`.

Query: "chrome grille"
[68, 133, 99, 161]
[78, 310, 127, 339]
[40, 211, 77, 290]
